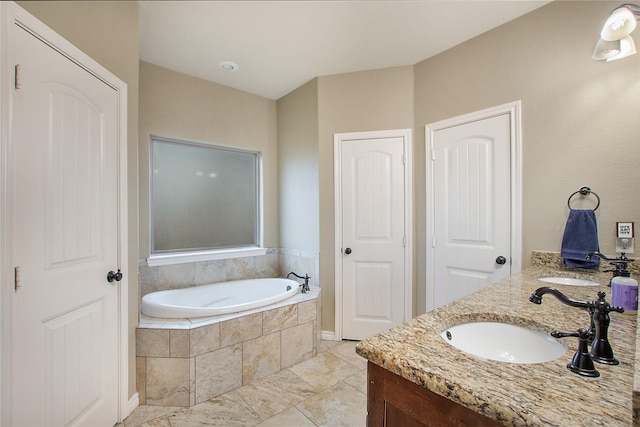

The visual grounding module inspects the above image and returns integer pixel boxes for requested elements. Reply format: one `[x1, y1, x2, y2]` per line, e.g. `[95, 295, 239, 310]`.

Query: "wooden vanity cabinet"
[366, 362, 502, 427]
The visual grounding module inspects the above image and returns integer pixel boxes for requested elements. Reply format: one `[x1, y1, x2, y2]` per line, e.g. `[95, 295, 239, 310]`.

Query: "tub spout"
[287, 271, 311, 293]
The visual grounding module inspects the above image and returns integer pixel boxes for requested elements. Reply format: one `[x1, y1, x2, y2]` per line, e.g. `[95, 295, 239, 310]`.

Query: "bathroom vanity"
[356, 256, 639, 426]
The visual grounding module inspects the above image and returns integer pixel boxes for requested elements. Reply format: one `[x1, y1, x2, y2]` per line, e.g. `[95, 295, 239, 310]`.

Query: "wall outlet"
[616, 222, 634, 254]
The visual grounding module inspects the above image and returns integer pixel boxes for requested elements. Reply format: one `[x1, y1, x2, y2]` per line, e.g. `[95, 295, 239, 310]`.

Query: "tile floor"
[121, 340, 367, 427]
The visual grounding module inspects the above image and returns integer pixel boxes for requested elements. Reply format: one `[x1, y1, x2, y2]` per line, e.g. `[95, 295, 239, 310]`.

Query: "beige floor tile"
[167, 390, 262, 427]
[235, 369, 317, 420]
[296, 383, 366, 427]
[328, 341, 367, 370]
[318, 339, 340, 353]
[137, 417, 172, 427]
[289, 352, 361, 391]
[254, 407, 317, 427]
[123, 405, 181, 427]
[343, 369, 367, 395]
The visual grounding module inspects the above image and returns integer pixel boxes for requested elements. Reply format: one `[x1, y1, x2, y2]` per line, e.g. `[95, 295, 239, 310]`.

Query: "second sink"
[537, 277, 600, 286]
[441, 321, 567, 364]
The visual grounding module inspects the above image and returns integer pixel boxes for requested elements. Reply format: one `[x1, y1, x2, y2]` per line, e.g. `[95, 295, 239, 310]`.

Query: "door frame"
[425, 101, 522, 312]
[0, 2, 130, 423]
[334, 129, 413, 341]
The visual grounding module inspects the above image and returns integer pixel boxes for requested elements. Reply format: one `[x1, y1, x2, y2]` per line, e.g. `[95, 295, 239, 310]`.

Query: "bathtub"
[141, 278, 301, 318]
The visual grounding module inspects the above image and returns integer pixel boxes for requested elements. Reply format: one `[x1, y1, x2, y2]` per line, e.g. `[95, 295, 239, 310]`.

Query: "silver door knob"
[495, 256, 507, 265]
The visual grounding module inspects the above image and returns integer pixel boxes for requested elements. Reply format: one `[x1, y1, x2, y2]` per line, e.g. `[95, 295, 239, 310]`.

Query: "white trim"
[0, 2, 130, 423]
[147, 247, 268, 266]
[425, 101, 523, 312]
[333, 129, 413, 341]
[125, 393, 140, 420]
[321, 330, 337, 341]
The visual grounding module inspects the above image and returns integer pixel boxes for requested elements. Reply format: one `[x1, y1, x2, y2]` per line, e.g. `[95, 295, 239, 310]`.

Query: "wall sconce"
[592, 3, 640, 61]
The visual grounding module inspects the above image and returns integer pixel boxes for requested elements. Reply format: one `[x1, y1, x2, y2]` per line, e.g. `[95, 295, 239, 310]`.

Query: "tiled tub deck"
[136, 289, 321, 407]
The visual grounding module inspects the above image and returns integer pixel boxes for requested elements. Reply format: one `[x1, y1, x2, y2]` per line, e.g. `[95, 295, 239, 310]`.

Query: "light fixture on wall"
[593, 3, 640, 61]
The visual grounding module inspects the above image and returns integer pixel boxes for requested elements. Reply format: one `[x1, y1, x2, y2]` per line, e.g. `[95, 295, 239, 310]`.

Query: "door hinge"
[403, 236, 406, 247]
[14, 64, 21, 90]
[431, 149, 435, 161]
[14, 266, 21, 291]
[432, 237, 437, 248]
[402, 154, 406, 165]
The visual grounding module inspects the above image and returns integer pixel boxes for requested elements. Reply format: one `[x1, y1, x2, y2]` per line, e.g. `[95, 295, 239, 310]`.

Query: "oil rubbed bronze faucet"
[529, 287, 625, 376]
[287, 271, 311, 293]
[586, 251, 635, 286]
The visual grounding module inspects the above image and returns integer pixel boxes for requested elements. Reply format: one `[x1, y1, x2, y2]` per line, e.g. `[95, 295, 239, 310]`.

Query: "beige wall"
[138, 61, 279, 257]
[14, 0, 640, 394]
[413, 0, 640, 313]
[277, 79, 320, 252]
[17, 0, 141, 404]
[317, 66, 415, 331]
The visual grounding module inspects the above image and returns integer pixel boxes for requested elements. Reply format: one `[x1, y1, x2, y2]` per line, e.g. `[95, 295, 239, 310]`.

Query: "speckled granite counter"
[356, 257, 638, 426]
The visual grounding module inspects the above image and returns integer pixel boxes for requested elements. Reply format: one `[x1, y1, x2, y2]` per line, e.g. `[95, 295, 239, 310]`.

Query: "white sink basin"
[441, 322, 567, 364]
[537, 277, 600, 286]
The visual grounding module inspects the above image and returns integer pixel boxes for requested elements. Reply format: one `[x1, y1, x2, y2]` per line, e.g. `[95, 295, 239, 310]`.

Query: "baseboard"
[321, 330, 337, 341]
[124, 392, 139, 420]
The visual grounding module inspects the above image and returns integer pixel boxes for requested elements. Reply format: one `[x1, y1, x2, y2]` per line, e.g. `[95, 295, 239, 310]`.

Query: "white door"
[8, 22, 122, 426]
[428, 111, 516, 311]
[336, 131, 411, 340]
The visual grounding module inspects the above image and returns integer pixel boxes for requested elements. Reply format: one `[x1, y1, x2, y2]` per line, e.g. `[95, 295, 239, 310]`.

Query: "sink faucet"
[529, 287, 624, 367]
[586, 251, 635, 285]
[287, 271, 310, 293]
[590, 291, 624, 365]
[528, 286, 590, 309]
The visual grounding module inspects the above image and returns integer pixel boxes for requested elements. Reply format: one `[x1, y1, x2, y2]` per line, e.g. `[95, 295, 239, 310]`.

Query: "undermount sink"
[441, 322, 567, 364]
[537, 277, 600, 287]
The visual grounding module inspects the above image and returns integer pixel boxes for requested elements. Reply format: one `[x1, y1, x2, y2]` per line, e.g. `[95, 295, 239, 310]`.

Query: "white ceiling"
[139, 1, 550, 100]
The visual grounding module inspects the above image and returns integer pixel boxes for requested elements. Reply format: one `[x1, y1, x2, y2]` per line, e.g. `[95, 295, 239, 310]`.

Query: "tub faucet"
[287, 272, 310, 293]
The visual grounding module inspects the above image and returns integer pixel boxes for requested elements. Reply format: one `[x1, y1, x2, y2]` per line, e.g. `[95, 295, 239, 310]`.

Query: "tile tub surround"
[136, 289, 321, 407]
[356, 267, 638, 426]
[139, 248, 320, 298]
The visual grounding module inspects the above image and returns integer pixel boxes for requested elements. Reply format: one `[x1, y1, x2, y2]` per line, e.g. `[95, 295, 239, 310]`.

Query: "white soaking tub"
[141, 278, 301, 318]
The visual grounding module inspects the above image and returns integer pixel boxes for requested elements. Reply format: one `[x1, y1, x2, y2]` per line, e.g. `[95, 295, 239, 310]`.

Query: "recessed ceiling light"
[218, 61, 238, 72]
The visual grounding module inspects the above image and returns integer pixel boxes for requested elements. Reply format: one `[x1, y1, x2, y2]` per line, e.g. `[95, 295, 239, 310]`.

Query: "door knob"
[107, 269, 123, 283]
[344, 248, 352, 255]
[495, 256, 507, 265]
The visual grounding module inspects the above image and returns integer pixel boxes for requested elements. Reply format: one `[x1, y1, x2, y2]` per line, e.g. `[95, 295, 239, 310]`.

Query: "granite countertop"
[356, 255, 639, 426]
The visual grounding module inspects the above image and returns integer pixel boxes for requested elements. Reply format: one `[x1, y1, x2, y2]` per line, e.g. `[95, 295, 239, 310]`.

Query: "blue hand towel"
[561, 209, 600, 270]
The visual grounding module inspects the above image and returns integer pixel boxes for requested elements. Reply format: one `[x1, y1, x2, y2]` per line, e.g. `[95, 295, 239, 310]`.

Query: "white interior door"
[7, 21, 122, 427]
[336, 130, 411, 340]
[427, 106, 520, 311]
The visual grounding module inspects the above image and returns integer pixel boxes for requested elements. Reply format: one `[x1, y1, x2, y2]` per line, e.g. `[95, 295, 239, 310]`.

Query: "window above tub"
[148, 136, 264, 266]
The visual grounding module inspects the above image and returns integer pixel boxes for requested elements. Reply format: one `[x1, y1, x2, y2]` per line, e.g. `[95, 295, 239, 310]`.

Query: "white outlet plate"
[616, 237, 634, 254]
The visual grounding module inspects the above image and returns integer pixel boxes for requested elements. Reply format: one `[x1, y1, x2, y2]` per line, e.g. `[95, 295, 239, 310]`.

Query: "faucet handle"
[551, 329, 600, 378]
[595, 291, 624, 314]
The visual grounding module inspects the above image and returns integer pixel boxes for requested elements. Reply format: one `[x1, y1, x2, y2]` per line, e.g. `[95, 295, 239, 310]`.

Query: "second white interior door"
[338, 131, 408, 340]
[429, 112, 513, 311]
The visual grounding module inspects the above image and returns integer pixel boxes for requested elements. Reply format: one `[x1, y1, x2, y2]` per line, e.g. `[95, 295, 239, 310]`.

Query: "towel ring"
[567, 186, 600, 211]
